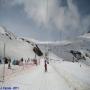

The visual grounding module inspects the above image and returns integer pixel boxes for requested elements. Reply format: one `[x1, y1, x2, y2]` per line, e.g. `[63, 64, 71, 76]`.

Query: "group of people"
[3, 57, 30, 69]
[0, 55, 49, 72]
[2, 57, 12, 69]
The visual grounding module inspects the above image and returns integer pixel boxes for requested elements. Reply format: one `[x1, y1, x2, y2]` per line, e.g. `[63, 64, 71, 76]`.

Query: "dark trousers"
[45, 64, 47, 72]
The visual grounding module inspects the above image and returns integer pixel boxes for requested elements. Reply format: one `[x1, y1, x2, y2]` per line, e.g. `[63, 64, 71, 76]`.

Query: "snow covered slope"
[1, 55, 90, 90]
[80, 33, 90, 39]
[0, 26, 42, 60]
[0, 26, 17, 40]
[38, 33, 90, 65]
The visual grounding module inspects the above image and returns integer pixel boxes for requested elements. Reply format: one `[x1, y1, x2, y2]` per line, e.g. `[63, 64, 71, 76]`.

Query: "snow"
[49, 52, 63, 61]
[0, 39, 36, 60]
[80, 33, 90, 39]
[0, 27, 6, 34]
[0, 27, 90, 90]
[0, 26, 41, 60]
[1, 59, 72, 90]
[37, 40, 72, 45]
[0, 56, 90, 90]
[0, 26, 17, 40]
[0, 63, 35, 81]
[52, 61, 90, 90]
[22, 37, 72, 45]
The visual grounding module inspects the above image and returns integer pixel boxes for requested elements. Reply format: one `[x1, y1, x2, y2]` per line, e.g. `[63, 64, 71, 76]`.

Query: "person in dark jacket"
[44, 60, 47, 72]
[0, 59, 2, 64]
[8, 58, 11, 69]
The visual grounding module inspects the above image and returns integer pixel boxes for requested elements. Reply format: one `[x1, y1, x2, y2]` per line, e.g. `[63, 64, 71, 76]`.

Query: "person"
[0, 59, 2, 64]
[44, 60, 47, 72]
[21, 58, 23, 62]
[20, 58, 24, 66]
[12, 59, 15, 65]
[8, 58, 11, 69]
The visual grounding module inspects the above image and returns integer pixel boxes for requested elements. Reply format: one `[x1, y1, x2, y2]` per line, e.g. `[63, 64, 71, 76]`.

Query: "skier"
[44, 60, 47, 72]
[20, 58, 24, 66]
[8, 58, 11, 69]
[0, 59, 1, 64]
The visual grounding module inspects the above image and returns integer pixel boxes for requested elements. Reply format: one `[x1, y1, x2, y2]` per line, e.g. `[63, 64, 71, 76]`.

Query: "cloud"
[12, 0, 48, 26]
[3, 0, 90, 39]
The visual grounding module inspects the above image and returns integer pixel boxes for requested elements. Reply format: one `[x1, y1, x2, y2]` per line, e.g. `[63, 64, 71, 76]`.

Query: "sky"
[0, 0, 90, 41]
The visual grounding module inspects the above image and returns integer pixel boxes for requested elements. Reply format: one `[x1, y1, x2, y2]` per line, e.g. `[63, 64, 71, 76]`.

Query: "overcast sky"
[0, 0, 90, 41]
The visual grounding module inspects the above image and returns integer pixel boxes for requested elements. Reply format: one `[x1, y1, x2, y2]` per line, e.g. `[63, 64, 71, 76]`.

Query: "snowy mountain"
[0, 27, 90, 90]
[80, 33, 90, 39]
[23, 37, 71, 45]
[37, 33, 90, 65]
[0, 26, 17, 40]
[0, 26, 90, 65]
[0, 26, 43, 61]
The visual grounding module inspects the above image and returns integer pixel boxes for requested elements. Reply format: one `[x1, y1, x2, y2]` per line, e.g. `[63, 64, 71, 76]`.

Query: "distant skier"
[20, 58, 24, 66]
[8, 58, 11, 69]
[44, 60, 47, 72]
[0, 59, 1, 64]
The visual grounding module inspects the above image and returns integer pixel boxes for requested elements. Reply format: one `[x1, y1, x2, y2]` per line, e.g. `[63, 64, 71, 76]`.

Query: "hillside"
[0, 26, 43, 60]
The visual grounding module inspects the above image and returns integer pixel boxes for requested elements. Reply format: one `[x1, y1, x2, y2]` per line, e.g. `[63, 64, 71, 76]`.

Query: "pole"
[46, 0, 49, 53]
[3, 42, 5, 82]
